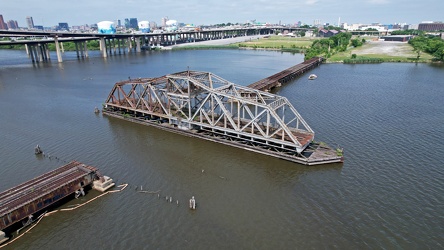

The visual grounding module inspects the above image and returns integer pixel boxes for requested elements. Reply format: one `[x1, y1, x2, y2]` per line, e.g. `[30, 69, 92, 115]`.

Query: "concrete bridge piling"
[0, 27, 294, 63]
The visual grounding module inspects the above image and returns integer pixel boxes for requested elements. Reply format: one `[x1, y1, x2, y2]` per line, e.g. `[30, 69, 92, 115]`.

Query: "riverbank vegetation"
[234, 36, 315, 53]
[408, 35, 444, 61]
[172, 44, 239, 50]
[0, 39, 102, 51]
[304, 32, 354, 60]
[343, 56, 383, 64]
[327, 36, 438, 63]
[172, 36, 316, 53]
[2, 31, 442, 63]
[46, 40, 101, 51]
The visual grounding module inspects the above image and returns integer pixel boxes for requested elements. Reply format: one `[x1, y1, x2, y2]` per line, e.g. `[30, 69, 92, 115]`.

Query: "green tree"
[409, 35, 444, 61]
[351, 38, 363, 47]
[413, 44, 425, 60]
[304, 32, 353, 60]
[432, 44, 444, 61]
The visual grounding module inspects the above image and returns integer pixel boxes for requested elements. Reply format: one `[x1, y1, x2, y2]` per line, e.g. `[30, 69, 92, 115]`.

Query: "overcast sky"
[1, 0, 442, 27]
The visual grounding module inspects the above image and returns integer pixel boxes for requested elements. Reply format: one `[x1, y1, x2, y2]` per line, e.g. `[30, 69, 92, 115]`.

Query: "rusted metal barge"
[0, 161, 113, 243]
[102, 70, 343, 165]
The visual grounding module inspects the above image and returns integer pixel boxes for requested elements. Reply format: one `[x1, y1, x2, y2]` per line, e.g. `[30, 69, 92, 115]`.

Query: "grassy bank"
[172, 44, 239, 50]
[172, 36, 318, 52]
[235, 36, 316, 50]
[327, 39, 434, 63]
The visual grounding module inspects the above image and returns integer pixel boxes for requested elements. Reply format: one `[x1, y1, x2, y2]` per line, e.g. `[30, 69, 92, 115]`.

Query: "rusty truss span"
[102, 71, 343, 165]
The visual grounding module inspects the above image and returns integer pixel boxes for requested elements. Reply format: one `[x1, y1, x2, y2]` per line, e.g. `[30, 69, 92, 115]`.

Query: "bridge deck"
[0, 161, 98, 231]
[248, 57, 323, 91]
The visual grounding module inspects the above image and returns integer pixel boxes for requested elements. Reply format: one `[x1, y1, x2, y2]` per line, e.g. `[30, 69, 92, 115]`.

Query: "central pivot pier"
[102, 70, 343, 165]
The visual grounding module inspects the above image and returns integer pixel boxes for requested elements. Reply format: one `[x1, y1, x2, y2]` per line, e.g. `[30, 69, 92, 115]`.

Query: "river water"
[0, 49, 443, 249]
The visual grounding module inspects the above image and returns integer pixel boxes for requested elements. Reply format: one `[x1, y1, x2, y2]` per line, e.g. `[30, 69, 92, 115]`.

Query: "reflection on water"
[0, 49, 443, 249]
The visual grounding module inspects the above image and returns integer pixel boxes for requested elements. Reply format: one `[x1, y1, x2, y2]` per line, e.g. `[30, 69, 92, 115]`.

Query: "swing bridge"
[102, 70, 343, 165]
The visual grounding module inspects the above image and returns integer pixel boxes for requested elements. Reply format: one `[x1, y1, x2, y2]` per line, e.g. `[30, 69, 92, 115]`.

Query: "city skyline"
[1, 0, 443, 27]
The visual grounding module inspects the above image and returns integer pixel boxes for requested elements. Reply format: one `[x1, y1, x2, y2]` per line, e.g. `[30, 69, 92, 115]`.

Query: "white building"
[138, 21, 150, 33]
[97, 21, 116, 34]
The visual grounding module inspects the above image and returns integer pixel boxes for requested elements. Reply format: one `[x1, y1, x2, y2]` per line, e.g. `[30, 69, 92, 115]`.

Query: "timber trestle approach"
[102, 71, 343, 165]
[248, 57, 324, 91]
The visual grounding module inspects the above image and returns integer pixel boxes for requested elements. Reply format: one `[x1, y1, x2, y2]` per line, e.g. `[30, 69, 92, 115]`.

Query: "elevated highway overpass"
[0, 27, 312, 63]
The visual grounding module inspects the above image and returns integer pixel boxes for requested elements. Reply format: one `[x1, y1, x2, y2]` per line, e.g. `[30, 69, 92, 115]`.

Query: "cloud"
[367, 0, 390, 4]
[305, 0, 319, 4]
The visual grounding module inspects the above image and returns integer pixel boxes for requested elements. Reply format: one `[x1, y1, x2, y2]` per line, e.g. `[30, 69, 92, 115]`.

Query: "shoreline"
[166, 35, 438, 63]
[1, 35, 439, 64]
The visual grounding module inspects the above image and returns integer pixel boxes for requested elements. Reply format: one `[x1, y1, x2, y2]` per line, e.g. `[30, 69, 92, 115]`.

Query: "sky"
[1, 0, 443, 27]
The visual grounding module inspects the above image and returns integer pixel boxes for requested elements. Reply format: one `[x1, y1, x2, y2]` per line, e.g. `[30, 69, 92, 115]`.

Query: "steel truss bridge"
[103, 71, 320, 163]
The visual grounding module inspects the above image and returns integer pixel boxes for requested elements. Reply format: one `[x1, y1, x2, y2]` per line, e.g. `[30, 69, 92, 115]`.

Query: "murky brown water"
[0, 49, 443, 249]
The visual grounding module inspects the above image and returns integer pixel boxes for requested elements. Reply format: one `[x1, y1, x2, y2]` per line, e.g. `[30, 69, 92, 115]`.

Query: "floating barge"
[0, 161, 114, 243]
[102, 70, 343, 165]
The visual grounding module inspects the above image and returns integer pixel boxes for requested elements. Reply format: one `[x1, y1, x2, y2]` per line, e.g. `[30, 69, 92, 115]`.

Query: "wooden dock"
[248, 57, 323, 91]
[0, 161, 99, 235]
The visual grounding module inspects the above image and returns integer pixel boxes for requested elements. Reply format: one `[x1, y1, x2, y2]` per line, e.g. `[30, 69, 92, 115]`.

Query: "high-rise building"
[418, 21, 444, 31]
[26, 16, 34, 29]
[0, 15, 7, 30]
[58, 22, 69, 31]
[7, 20, 18, 29]
[124, 18, 130, 29]
[149, 21, 157, 30]
[129, 18, 138, 29]
[161, 17, 168, 28]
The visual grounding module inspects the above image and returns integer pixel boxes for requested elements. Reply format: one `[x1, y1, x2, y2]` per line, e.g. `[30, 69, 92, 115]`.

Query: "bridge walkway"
[248, 57, 323, 92]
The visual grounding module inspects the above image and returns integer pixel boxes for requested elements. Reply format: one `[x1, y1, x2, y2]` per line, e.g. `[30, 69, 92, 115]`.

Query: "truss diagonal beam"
[104, 71, 314, 153]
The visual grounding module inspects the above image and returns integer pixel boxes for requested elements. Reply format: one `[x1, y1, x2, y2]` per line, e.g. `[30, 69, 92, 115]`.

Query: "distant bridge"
[0, 27, 311, 63]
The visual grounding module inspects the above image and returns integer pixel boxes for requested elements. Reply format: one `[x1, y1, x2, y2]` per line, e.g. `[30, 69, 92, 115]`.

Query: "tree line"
[409, 35, 444, 61]
[304, 32, 359, 60]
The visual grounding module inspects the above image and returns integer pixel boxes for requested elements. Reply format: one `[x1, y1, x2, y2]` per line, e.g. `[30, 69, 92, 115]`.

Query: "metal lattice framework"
[104, 71, 315, 153]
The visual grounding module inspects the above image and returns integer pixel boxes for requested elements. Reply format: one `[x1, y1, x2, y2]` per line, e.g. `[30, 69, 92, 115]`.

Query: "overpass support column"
[135, 37, 141, 52]
[25, 44, 29, 56]
[74, 42, 80, 58]
[121, 39, 126, 54]
[112, 39, 117, 54]
[107, 39, 112, 55]
[29, 45, 35, 62]
[38, 44, 44, 61]
[45, 44, 51, 60]
[99, 37, 107, 58]
[54, 37, 63, 63]
[84, 41, 89, 57]
[32, 45, 39, 62]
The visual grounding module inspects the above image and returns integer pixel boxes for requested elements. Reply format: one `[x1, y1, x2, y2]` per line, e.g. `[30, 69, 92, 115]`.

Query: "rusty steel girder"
[104, 71, 315, 154]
